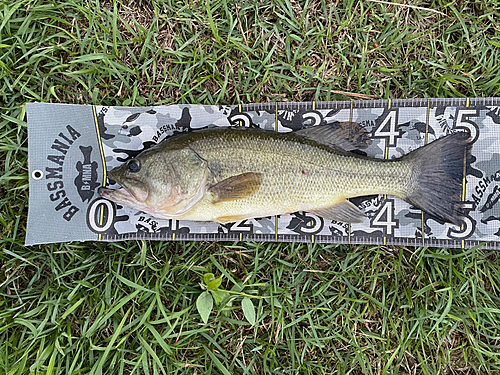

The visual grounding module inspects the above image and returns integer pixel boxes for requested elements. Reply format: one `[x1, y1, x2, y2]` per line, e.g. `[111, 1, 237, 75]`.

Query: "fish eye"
[127, 159, 140, 173]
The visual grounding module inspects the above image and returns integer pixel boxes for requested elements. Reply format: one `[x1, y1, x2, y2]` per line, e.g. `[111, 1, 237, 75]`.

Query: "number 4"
[372, 200, 398, 235]
[373, 110, 401, 147]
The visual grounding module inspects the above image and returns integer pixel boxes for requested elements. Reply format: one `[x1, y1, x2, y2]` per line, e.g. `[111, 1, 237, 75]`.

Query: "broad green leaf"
[203, 273, 215, 285]
[196, 291, 213, 324]
[207, 276, 223, 290]
[210, 290, 225, 306]
[242, 298, 256, 326]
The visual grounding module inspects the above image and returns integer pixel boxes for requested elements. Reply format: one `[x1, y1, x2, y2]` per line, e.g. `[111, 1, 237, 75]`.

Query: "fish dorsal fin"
[295, 122, 372, 152]
[209, 172, 263, 203]
[310, 199, 366, 223]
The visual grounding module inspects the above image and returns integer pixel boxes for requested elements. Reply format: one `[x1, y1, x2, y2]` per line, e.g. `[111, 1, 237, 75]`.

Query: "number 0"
[87, 198, 115, 233]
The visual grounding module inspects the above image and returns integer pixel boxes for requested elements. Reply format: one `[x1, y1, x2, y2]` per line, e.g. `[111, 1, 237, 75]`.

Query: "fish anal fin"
[310, 199, 366, 223]
[295, 122, 372, 152]
[215, 215, 249, 224]
[209, 172, 263, 203]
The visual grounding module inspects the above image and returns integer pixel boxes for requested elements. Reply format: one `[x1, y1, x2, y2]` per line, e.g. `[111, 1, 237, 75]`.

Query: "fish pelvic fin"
[402, 132, 473, 226]
[310, 199, 366, 223]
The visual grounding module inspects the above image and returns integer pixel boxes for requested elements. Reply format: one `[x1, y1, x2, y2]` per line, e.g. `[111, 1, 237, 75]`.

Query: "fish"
[98, 124, 473, 225]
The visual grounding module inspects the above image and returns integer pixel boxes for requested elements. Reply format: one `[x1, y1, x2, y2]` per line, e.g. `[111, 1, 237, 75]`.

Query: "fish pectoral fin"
[295, 122, 372, 152]
[310, 199, 366, 223]
[209, 172, 263, 203]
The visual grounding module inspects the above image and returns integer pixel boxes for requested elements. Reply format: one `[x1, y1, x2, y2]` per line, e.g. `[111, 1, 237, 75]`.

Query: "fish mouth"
[98, 185, 136, 203]
[98, 175, 149, 204]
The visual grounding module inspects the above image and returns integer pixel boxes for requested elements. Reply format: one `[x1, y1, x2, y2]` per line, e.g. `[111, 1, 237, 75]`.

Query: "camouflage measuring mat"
[26, 99, 500, 248]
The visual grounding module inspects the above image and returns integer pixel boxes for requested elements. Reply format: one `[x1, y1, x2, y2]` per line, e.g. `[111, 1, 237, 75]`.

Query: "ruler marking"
[422, 99, 431, 247]
[275, 102, 280, 240]
[239, 103, 243, 126]
[382, 100, 392, 245]
[460, 99, 471, 248]
[93, 105, 107, 241]
[275, 102, 278, 131]
[348, 100, 353, 245]
[275, 216, 278, 242]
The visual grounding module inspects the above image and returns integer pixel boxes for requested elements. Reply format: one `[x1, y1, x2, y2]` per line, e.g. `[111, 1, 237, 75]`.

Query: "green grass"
[2, 0, 500, 373]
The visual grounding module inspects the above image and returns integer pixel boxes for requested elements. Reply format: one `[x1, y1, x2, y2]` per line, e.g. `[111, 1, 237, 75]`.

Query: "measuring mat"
[26, 99, 500, 248]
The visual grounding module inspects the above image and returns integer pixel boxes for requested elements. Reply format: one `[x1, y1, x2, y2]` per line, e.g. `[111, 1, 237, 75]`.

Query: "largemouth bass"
[98, 124, 472, 225]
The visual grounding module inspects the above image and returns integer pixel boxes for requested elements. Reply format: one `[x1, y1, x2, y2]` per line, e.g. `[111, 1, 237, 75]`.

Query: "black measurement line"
[99, 232, 494, 250]
[242, 98, 500, 112]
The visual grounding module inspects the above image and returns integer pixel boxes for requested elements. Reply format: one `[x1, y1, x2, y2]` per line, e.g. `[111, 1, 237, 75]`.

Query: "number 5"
[454, 108, 479, 143]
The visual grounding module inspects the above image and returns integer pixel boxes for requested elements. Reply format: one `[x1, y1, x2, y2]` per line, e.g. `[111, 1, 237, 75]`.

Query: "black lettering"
[66, 125, 81, 141]
[472, 193, 481, 206]
[63, 206, 79, 221]
[55, 197, 72, 211]
[478, 181, 485, 196]
[58, 132, 74, 145]
[50, 189, 66, 202]
[47, 181, 64, 191]
[51, 139, 70, 155]
[151, 221, 158, 231]
[47, 154, 65, 166]
[82, 164, 92, 181]
[45, 167, 62, 179]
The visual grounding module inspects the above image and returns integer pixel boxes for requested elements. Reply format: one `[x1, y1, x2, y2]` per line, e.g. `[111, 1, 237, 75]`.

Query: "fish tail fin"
[402, 132, 473, 225]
